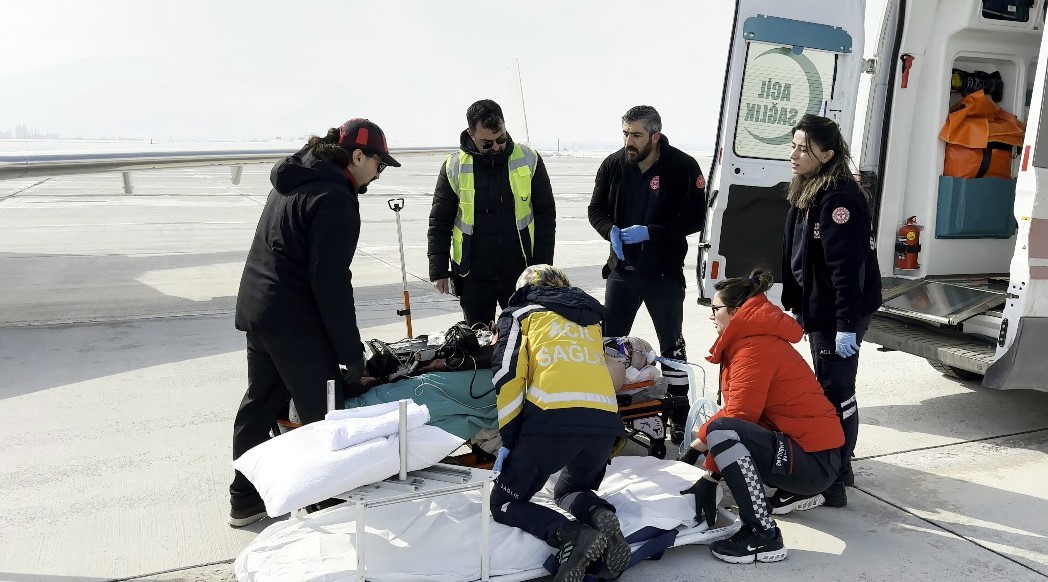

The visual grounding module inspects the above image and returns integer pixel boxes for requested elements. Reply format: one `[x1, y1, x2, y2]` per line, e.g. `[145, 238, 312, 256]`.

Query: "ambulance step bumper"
[865, 315, 996, 376]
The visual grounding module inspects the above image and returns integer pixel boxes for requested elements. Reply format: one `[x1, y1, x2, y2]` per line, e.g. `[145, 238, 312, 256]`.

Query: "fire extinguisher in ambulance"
[895, 216, 922, 270]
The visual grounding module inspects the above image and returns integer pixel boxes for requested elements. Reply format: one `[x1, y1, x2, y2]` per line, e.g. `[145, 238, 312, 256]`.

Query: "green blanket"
[345, 370, 497, 440]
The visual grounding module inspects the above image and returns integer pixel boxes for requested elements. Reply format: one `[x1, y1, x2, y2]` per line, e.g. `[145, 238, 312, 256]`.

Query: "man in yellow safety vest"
[427, 99, 557, 327]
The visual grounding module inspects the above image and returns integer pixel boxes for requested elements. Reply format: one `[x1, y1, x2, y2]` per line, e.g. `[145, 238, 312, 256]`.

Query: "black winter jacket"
[427, 130, 556, 281]
[235, 147, 364, 365]
[781, 178, 882, 333]
[588, 137, 707, 276]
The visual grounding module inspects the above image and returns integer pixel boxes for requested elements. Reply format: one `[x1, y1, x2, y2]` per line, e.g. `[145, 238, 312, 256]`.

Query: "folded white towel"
[325, 400, 402, 421]
[330, 405, 430, 451]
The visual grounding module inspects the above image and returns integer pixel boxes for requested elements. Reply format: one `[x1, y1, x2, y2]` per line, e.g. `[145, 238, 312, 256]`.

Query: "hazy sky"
[2, 1, 883, 151]
[1, 1, 737, 149]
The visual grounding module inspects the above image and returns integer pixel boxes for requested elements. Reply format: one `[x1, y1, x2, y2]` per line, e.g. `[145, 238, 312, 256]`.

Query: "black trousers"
[706, 417, 840, 530]
[229, 330, 344, 510]
[455, 275, 520, 327]
[603, 268, 689, 422]
[490, 433, 616, 545]
[603, 268, 686, 356]
[807, 315, 871, 487]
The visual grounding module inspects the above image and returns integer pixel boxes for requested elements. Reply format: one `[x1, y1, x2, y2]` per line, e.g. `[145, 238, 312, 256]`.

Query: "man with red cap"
[228, 119, 400, 527]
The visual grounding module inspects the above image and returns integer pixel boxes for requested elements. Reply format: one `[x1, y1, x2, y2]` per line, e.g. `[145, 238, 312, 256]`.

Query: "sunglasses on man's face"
[477, 133, 509, 150]
[372, 155, 387, 174]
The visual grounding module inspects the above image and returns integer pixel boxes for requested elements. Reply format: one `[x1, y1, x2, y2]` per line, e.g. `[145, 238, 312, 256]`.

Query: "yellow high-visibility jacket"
[491, 285, 625, 448]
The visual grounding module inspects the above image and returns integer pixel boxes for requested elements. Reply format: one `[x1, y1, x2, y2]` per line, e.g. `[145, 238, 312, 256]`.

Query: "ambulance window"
[981, 0, 1033, 22]
[733, 42, 837, 161]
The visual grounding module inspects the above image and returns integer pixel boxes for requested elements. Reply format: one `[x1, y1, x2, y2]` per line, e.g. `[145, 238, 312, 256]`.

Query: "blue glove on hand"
[610, 226, 625, 260]
[493, 447, 510, 472]
[620, 225, 650, 244]
[835, 331, 859, 358]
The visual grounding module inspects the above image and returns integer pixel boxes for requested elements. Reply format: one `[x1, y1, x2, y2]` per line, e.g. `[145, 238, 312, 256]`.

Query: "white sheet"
[235, 456, 710, 582]
[233, 413, 463, 518]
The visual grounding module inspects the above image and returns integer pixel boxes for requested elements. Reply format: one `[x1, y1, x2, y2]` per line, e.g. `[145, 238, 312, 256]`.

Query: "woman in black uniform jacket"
[779, 114, 882, 509]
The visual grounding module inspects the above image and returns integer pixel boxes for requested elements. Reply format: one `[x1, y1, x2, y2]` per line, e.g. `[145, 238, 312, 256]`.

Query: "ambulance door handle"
[900, 54, 915, 88]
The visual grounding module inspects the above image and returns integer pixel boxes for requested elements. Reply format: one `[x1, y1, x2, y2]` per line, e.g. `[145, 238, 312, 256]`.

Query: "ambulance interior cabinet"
[935, 176, 1017, 239]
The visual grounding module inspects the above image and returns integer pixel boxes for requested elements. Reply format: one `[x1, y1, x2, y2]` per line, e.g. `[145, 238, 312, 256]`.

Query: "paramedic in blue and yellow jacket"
[427, 99, 556, 327]
[489, 265, 629, 582]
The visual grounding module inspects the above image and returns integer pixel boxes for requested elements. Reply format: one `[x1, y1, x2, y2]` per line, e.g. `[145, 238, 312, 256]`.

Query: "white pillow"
[233, 422, 465, 517]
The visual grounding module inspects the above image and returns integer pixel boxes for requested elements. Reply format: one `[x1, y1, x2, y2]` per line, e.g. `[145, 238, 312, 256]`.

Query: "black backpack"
[363, 339, 401, 378]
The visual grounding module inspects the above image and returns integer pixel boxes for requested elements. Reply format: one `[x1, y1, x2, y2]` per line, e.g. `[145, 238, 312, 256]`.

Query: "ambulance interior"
[866, 0, 1045, 377]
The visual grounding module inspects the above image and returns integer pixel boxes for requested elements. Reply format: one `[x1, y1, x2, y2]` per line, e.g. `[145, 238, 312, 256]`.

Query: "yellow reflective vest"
[445, 143, 538, 276]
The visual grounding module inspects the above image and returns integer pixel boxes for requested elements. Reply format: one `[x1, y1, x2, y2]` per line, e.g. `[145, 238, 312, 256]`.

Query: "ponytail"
[713, 269, 774, 309]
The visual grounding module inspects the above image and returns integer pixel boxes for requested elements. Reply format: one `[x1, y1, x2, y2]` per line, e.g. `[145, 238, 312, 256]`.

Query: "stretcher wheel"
[647, 440, 667, 459]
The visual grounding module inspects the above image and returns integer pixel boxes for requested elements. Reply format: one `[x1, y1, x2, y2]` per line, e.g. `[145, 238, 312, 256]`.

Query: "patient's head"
[515, 264, 571, 290]
[710, 269, 774, 335]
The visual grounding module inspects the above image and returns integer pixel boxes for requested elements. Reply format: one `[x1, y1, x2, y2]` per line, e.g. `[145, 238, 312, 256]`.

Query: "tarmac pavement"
[1, 152, 1046, 581]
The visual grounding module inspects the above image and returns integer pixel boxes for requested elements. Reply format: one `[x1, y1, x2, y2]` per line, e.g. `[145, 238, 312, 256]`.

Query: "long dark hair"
[713, 269, 774, 310]
[306, 128, 362, 169]
[787, 114, 867, 209]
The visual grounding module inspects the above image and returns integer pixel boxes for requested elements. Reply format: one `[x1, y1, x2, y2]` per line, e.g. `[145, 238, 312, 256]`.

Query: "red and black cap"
[338, 118, 401, 167]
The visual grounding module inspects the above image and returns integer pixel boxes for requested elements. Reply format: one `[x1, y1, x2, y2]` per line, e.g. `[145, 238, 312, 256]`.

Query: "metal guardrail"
[0, 146, 455, 193]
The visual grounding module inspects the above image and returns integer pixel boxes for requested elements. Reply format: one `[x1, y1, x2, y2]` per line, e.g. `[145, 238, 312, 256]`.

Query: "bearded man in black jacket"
[588, 105, 707, 443]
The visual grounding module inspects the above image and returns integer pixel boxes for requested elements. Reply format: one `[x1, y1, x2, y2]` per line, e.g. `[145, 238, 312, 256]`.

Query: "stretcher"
[275, 349, 717, 468]
[617, 358, 717, 460]
[243, 365, 734, 582]
[238, 452, 742, 582]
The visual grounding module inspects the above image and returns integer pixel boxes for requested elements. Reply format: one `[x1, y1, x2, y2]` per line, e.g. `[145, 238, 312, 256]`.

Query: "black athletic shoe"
[590, 507, 631, 577]
[769, 489, 826, 515]
[822, 481, 848, 507]
[552, 522, 608, 582]
[710, 525, 787, 564]
[228, 501, 268, 527]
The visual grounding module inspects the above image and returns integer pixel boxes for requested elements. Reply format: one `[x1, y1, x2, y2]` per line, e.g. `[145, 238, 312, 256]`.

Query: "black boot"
[551, 521, 608, 582]
[821, 481, 848, 507]
[589, 507, 631, 577]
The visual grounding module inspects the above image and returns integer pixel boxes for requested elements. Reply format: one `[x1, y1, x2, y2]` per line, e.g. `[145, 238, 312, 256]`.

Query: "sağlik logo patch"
[696, 174, 706, 190]
[650, 176, 660, 190]
[832, 206, 851, 224]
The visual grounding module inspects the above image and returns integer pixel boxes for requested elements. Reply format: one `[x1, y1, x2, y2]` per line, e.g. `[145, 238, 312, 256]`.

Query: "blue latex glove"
[493, 446, 510, 472]
[835, 331, 859, 358]
[620, 225, 650, 244]
[610, 226, 625, 260]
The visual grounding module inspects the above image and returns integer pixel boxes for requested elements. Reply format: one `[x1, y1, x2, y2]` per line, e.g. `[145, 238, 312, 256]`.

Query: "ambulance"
[699, 0, 1048, 391]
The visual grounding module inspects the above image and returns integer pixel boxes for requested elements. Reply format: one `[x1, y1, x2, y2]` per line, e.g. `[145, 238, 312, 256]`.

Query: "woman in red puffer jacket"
[678, 269, 843, 565]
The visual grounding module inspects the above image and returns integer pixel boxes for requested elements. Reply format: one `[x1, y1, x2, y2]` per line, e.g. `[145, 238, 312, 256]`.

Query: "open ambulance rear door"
[698, 0, 867, 301]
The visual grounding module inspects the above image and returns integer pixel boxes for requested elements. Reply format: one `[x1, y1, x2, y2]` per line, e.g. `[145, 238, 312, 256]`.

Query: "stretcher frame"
[280, 361, 738, 582]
